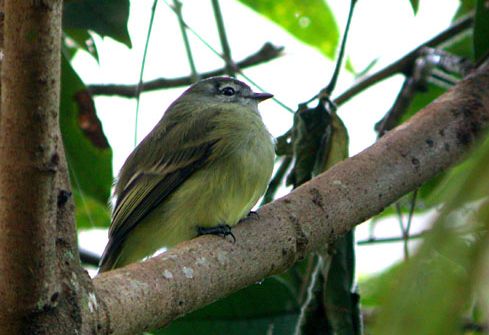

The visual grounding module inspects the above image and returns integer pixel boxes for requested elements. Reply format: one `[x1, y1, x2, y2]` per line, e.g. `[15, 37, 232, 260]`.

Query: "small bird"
[98, 77, 275, 272]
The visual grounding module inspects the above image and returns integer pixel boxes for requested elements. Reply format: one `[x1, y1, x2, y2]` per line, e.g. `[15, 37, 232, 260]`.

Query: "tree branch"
[334, 14, 473, 106]
[90, 60, 489, 334]
[87, 42, 284, 97]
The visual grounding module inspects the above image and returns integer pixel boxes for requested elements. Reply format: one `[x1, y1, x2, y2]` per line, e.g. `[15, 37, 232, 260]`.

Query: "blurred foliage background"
[60, 0, 489, 334]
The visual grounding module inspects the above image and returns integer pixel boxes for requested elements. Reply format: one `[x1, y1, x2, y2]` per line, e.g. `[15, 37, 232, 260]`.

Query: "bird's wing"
[110, 141, 216, 238]
[99, 104, 222, 268]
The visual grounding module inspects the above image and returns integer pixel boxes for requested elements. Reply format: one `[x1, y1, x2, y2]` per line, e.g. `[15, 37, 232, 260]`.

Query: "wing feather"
[99, 103, 222, 269]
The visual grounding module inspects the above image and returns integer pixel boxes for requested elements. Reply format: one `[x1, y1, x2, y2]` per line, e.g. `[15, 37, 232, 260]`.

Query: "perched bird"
[98, 77, 275, 272]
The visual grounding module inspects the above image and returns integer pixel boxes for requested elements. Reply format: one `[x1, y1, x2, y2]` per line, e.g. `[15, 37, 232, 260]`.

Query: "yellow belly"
[113, 141, 274, 267]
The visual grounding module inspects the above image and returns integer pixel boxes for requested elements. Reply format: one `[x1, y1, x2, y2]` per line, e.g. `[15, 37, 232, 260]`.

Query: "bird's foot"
[197, 224, 236, 243]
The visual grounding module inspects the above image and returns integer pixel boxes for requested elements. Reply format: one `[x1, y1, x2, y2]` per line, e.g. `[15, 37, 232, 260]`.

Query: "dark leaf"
[64, 29, 100, 61]
[453, 0, 476, 20]
[323, 232, 361, 335]
[474, 0, 489, 61]
[63, 0, 131, 47]
[358, 263, 403, 308]
[409, 0, 419, 14]
[287, 103, 332, 187]
[154, 277, 300, 335]
[316, 113, 349, 173]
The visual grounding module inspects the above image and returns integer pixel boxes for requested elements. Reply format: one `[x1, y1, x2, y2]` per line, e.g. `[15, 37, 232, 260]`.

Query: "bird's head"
[181, 77, 273, 108]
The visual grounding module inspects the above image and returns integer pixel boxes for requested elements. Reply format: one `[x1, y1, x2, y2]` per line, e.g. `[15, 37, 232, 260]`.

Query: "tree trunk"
[0, 1, 101, 333]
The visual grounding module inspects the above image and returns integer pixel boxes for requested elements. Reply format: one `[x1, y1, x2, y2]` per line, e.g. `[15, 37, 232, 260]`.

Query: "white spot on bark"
[195, 257, 209, 266]
[332, 180, 347, 190]
[88, 292, 98, 313]
[70, 272, 79, 291]
[163, 270, 174, 279]
[129, 279, 150, 295]
[217, 251, 228, 265]
[182, 266, 194, 278]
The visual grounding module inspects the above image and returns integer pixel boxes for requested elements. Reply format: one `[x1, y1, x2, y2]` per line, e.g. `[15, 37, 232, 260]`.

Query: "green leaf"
[453, 0, 476, 20]
[424, 153, 485, 208]
[450, 1, 476, 60]
[73, 190, 111, 229]
[409, 0, 419, 14]
[60, 55, 113, 211]
[373, 132, 489, 335]
[154, 277, 300, 335]
[64, 29, 100, 62]
[63, 0, 131, 47]
[358, 263, 403, 307]
[345, 58, 356, 74]
[474, 0, 489, 61]
[237, 0, 339, 59]
[443, 29, 475, 61]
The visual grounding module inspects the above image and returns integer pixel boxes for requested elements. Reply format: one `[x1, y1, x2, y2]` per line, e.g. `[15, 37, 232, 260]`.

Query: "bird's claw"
[197, 224, 236, 243]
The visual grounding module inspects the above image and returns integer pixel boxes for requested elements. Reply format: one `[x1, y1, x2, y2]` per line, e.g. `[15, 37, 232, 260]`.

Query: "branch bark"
[91, 61, 489, 334]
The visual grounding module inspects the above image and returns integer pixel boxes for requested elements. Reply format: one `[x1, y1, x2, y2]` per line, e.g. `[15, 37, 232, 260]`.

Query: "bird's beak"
[252, 92, 273, 102]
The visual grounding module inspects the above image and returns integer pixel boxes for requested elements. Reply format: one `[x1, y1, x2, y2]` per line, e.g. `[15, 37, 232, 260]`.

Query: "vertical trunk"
[0, 1, 63, 332]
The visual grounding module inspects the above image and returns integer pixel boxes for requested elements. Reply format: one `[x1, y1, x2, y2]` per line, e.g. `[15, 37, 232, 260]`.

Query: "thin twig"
[173, 0, 199, 82]
[134, 0, 158, 145]
[357, 231, 426, 245]
[211, 0, 235, 77]
[333, 14, 473, 106]
[375, 76, 417, 136]
[402, 189, 418, 259]
[87, 42, 284, 97]
[321, 0, 357, 98]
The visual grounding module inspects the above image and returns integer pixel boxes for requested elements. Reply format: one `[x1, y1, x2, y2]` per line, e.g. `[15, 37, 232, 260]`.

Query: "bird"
[98, 76, 275, 272]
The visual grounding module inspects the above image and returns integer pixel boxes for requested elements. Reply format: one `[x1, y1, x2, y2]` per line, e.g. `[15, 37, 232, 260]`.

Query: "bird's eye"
[221, 86, 236, 96]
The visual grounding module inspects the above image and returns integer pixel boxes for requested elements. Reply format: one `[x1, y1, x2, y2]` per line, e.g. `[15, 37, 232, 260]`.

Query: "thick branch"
[0, 0, 63, 332]
[91, 62, 489, 334]
[87, 42, 284, 97]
